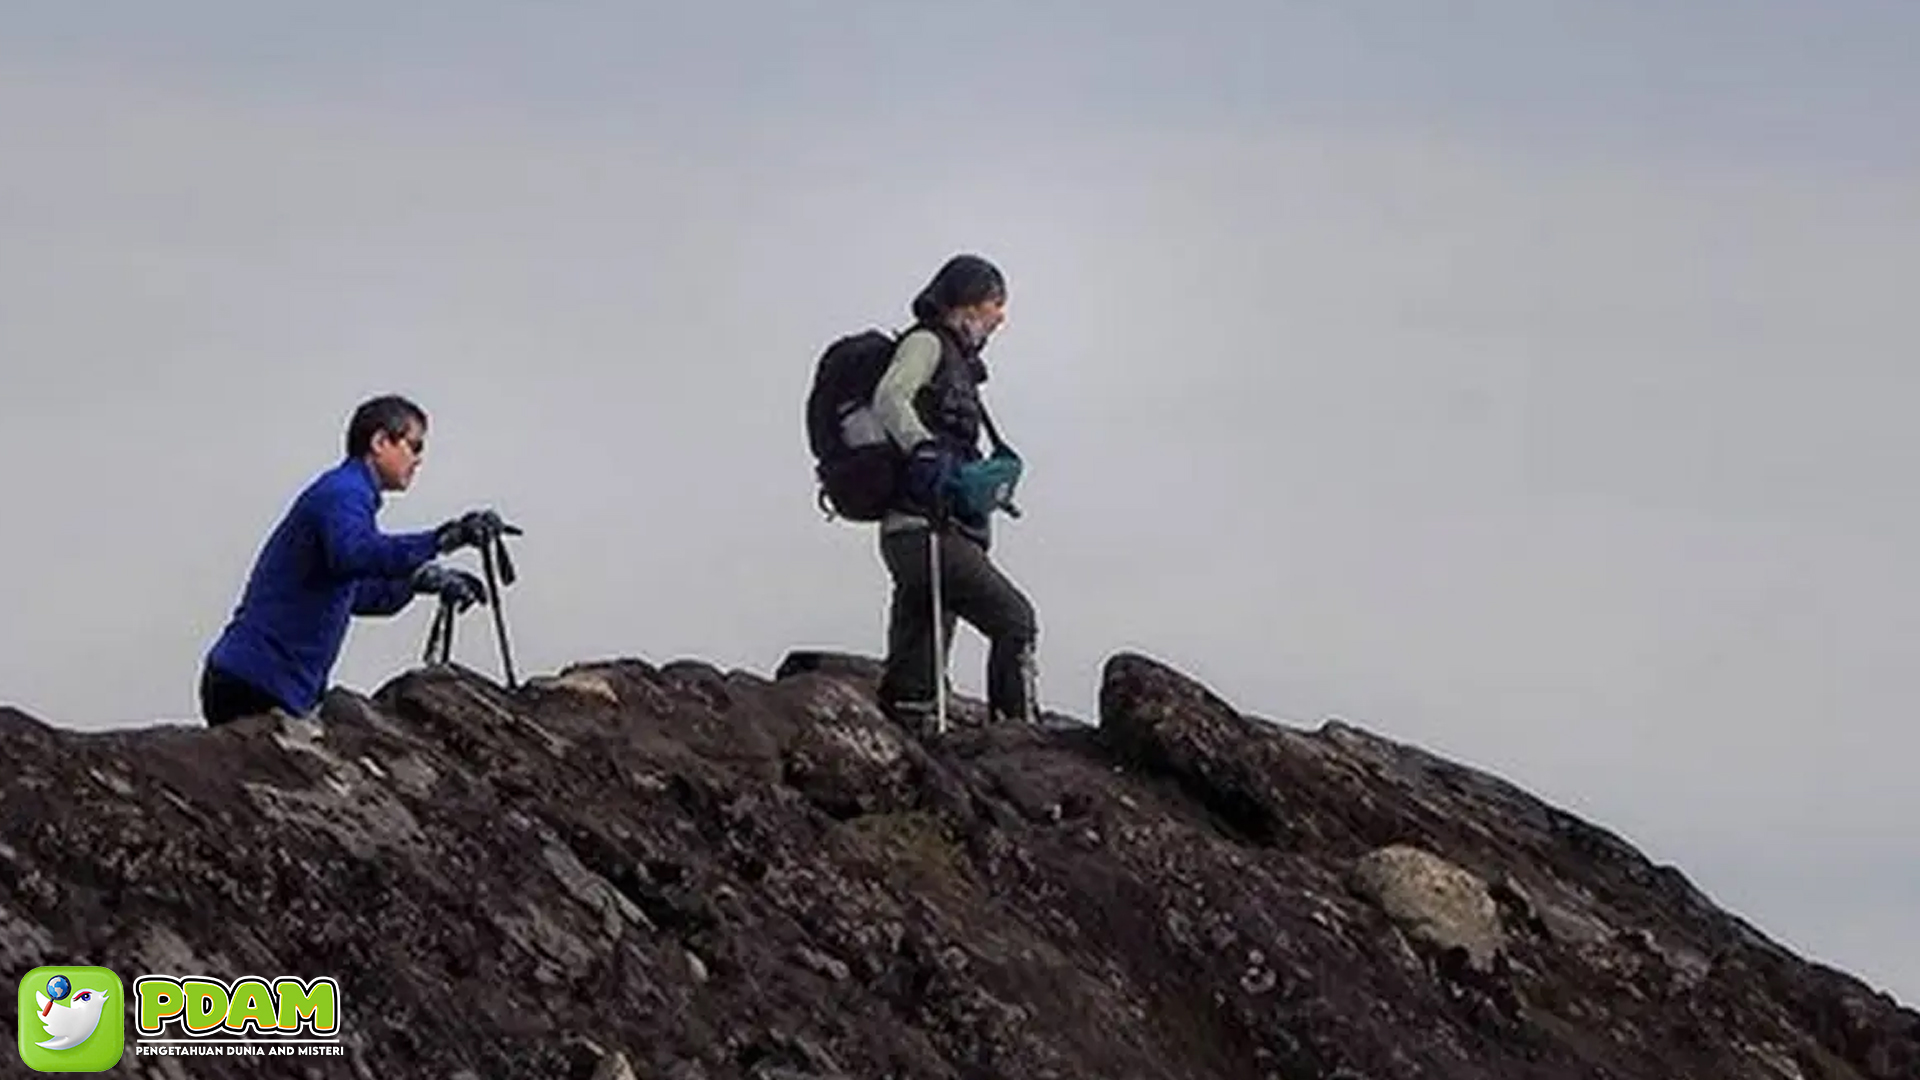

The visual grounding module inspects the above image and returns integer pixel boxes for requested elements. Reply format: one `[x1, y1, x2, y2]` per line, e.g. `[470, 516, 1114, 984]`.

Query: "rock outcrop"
[2, 649, 1914, 1079]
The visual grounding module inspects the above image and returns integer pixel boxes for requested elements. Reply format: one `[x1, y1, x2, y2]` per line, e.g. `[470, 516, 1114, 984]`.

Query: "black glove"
[903, 441, 959, 516]
[434, 508, 520, 554]
[411, 562, 487, 611]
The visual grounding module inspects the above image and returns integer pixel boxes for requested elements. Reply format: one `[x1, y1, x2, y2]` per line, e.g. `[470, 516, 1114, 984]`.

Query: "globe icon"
[39, 974, 72, 1016]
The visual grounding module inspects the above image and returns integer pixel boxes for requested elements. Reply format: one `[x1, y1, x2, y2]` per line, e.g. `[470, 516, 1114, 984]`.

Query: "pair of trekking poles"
[422, 518, 524, 689]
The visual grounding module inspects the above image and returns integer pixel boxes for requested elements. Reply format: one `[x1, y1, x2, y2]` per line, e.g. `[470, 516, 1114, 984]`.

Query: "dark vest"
[909, 323, 989, 462]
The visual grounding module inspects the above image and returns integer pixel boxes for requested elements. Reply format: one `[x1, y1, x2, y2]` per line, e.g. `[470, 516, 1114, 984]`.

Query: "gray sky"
[2, 2, 1916, 1006]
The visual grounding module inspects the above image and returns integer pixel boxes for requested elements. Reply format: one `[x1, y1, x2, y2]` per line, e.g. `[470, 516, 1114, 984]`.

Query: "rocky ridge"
[1, 648, 1914, 1079]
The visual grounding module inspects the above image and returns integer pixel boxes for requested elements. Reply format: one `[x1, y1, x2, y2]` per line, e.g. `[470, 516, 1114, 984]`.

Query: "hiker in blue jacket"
[198, 394, 514, 726]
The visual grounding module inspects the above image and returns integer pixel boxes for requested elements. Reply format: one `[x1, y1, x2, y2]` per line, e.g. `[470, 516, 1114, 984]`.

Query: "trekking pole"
[480, 534, 517, 689]
[422, 594, 456, 665]
[929, 523, 947, 735]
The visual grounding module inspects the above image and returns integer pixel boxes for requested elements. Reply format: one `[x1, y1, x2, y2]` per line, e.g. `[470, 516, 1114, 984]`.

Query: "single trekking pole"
[929, 523, 948, 736]
[479, 524, 520, 689]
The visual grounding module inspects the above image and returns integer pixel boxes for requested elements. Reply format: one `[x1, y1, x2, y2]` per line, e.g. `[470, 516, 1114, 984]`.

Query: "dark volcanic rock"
[1, 650, 1914, 1079]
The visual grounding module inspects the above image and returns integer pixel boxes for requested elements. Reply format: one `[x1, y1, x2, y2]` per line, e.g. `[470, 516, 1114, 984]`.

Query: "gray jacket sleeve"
[872, 328, 942, 452]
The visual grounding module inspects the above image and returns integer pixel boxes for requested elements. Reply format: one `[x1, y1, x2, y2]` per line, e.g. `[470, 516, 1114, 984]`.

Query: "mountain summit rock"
[2, 650, 1913, 1078]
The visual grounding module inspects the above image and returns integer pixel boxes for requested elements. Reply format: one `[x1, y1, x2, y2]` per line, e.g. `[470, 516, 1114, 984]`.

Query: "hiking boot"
[879, 697, 938, 738]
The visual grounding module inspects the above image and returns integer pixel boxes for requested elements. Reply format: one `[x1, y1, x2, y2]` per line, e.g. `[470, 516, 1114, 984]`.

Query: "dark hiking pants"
[199, 664, 288, 726]
[877, 525, 1038, 725]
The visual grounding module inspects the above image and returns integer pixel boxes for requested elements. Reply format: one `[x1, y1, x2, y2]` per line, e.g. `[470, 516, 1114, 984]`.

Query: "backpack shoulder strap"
[978, 401, 1011, 456]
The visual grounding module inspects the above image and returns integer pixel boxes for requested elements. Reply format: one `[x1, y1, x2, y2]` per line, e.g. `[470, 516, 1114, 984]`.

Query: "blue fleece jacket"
[205, 457, 442, 714]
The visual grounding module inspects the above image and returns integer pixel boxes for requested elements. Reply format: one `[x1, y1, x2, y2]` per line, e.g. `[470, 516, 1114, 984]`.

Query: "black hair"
[345, 394, 428, 457]
[910, 253, 1007, 324]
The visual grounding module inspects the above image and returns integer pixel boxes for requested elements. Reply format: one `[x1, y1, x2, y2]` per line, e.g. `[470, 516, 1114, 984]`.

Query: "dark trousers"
[878, 526, 1038, 724]
[199, 664, 287, 726]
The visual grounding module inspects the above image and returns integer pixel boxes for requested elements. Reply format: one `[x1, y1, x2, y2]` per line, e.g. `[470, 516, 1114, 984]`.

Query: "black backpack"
[806, 328, 904, 521]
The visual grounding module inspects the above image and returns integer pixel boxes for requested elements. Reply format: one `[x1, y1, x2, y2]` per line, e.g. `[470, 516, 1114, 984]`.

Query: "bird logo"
[34, 986, 109, 1050]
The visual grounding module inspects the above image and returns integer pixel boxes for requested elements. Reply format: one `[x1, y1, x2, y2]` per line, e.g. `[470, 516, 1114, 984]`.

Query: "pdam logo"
[16, 966, 125, 1072]
[132, 975, 344, 1059]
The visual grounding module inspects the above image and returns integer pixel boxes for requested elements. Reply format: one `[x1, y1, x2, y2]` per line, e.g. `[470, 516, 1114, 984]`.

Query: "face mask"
[948, 308, 996, 350]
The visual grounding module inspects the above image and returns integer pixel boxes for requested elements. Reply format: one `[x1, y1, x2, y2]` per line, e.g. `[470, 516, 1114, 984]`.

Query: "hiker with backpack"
[197, 394, 518, 726]
[806, 254, 1038, 731]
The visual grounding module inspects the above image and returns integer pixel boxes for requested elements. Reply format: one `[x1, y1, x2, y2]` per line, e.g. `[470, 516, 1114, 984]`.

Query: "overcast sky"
[2, 1, 1915, 1007]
